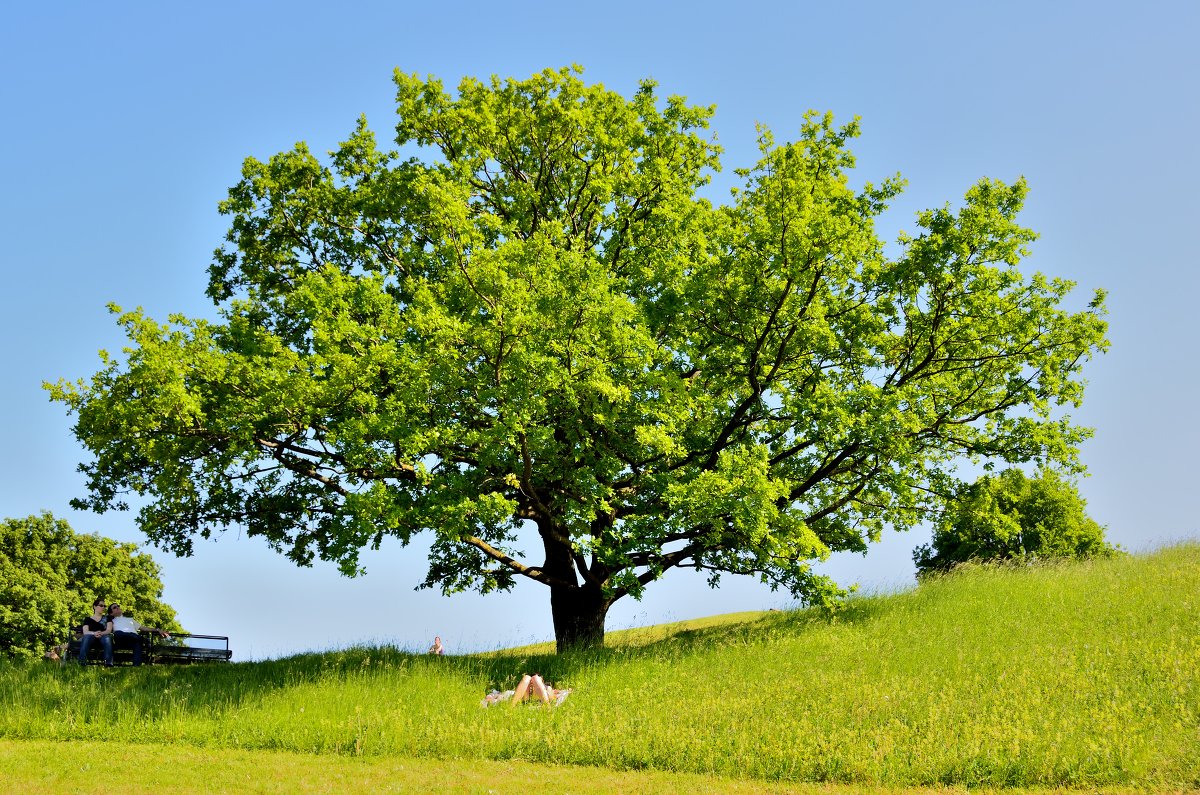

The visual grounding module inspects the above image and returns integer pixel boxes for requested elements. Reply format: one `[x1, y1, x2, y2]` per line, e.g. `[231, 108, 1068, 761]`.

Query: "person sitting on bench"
[108, 604, 168, 666]
[78, 598, 114, 666]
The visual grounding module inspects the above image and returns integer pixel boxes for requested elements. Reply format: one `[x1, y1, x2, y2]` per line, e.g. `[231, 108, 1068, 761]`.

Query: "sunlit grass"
[1, 544, 1196, 789]
[13, 739, 1164, 795]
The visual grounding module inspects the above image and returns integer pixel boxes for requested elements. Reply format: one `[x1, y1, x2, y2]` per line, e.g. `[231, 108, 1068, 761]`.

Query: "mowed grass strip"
[1, 544, 1196, 789]
[0, 739, 1179, 795]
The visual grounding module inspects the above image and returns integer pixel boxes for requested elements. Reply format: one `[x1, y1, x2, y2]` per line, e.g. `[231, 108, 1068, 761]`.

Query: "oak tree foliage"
[49, 67, 1108, 650]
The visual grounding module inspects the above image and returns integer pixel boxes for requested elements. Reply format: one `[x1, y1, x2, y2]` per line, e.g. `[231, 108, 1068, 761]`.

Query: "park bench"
[67, 632, 232, 665]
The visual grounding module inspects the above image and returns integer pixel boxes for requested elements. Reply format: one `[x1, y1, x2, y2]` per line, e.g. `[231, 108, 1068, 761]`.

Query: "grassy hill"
[1, 543, 1196, 791]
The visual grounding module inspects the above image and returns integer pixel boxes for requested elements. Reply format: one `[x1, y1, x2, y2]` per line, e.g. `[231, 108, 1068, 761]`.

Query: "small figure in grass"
[482, 674, 571, 707]
[44, 641, 69, 662]
[108, 603, 169, 666]
[427, 636, 445, 655]
[78, 597, 114, 666]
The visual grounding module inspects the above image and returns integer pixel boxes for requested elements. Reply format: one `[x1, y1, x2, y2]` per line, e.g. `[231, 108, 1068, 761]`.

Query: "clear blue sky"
[3, 2, 1197, 659]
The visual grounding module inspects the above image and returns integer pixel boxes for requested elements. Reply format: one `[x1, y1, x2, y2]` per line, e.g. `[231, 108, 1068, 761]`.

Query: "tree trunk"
[550, 582, 608, 653]
[537, 515, 611, 653]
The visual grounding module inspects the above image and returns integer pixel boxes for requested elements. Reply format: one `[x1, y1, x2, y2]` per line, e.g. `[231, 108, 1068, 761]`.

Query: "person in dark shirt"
[78, 598, 113, 666]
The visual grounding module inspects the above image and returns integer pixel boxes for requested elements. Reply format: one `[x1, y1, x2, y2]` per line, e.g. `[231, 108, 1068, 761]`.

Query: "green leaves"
[0, 513, 181, 659]
[49, 66, 1110, 650]
[914, 469, 1118, 575]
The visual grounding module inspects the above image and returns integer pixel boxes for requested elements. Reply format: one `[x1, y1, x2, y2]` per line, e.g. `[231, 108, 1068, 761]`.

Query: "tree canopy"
[0, 513, 181, 659]
[49, 67, 1108, 650]
[913, 468, 1116, 575]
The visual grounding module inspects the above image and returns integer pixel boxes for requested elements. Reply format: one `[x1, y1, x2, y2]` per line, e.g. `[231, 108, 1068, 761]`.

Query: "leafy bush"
[0, 512, 181, 659]
[914, 468, 1116, 575]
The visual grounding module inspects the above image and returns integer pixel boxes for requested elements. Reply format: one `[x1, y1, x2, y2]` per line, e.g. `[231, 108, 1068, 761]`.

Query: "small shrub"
[914, 468, 1116, 576]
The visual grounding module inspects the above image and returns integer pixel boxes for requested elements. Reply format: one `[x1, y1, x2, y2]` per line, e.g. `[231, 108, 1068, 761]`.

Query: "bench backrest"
[67, 631, 232, 664]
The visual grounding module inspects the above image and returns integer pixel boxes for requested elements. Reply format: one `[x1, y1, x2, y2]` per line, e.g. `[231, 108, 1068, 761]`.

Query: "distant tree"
[913, 469, 1116, 575]
[0, 513, 181, 659]
[48, 67, 1108, 652]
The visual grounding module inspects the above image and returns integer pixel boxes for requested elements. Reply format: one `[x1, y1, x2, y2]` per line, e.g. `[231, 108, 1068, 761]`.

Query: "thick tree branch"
[460, 534, 577, 589]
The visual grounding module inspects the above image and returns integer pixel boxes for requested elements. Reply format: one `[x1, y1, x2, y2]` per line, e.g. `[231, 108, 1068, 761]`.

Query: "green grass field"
[1, 544, 1197, 792]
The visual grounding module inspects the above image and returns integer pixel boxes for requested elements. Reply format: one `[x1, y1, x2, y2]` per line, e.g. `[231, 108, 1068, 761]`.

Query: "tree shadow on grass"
[5, 593, 905, 724]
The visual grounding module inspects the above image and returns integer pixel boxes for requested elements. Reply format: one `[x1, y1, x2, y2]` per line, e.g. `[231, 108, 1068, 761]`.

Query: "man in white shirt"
[108, 604, 168, 666]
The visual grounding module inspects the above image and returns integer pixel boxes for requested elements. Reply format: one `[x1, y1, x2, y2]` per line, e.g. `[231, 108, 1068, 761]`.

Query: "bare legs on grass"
[512, 673, 554, 705]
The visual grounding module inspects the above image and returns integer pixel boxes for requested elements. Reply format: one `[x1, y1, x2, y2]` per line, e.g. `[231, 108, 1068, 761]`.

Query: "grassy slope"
[1, 545, 1197, 790]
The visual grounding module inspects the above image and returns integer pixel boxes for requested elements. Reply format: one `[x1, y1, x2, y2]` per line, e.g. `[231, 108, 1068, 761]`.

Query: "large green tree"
[49, 67, 1108, 651]
[913, 468, 1116, 576]
[0, 513, 181, 659]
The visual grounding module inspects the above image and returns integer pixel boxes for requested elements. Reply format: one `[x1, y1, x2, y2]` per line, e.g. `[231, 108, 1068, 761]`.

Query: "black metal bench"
[67, 632, 232, 665]
[150, 633, 232, 663]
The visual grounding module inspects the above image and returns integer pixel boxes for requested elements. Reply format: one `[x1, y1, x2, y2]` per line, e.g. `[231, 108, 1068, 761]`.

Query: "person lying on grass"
[482, 674, 570, 707]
